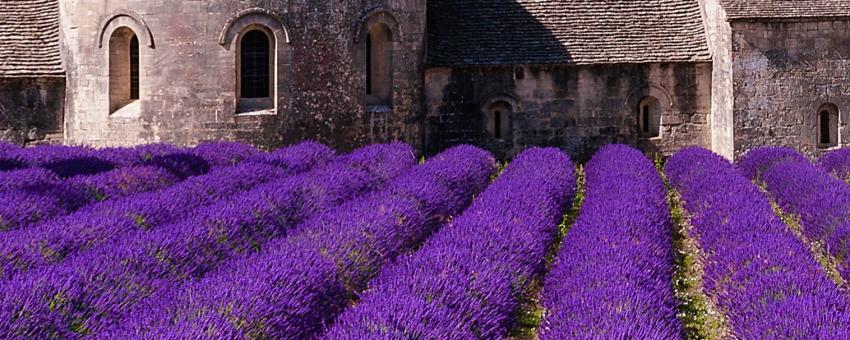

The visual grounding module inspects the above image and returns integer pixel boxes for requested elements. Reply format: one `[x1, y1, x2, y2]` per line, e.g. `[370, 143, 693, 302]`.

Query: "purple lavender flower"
[142, 152, 210, 179]
[69, 166, 181, 201]
[107, 145, 496, 339]
[14, 145, 94, 166]
[0, 142, 25, 171]
[818, 147, 850, 181]
[0, 164, 182, 233]
[0, 142, 333, 281]
[736, 146, 808, 181]
[14, 145, 116, 178]
[0, 168, 58, 192]
[0, 143, 416, 337]
[0, 141, 20, 155]
[668, 147, 850, 338]
[324, 147, 573, 339]
[246, 141, 335, 173]
[97, 144, 186, 168]
[0, 180, 89, 232]
[762, 161, 850, 283]
[0, 156, 26, 171]
[190, 141, 259, 167]
[539, 144, 681, 339]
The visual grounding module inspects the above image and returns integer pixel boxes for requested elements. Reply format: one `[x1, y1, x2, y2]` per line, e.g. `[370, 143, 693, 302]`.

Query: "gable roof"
[0, 0, 64, 77]
[427, 0, 711, 66]
[720, 0, 850, 20]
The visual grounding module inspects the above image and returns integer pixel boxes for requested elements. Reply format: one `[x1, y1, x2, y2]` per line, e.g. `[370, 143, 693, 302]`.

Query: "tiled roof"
[721, 0, 850, 20]
[0, 0, 63, 77]
[427, 0, 711, 66]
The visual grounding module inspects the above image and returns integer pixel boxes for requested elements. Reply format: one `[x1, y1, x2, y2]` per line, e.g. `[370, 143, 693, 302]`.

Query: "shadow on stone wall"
[0, 78, 65, 145]
[426, 0, 571, 160]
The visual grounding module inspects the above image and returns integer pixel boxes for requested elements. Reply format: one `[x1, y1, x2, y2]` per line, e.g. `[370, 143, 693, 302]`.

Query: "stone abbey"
[1, 0, 849, 160]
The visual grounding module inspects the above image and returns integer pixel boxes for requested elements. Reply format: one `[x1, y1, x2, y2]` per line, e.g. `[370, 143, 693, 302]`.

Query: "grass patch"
[508, 165, 586, 339]
[657, 157, 730, 340]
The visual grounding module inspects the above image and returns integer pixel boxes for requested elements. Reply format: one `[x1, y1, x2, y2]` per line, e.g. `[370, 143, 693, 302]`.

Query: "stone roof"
[720, 0, 850, 20]
[427, 0, 711, 66]
[0, 0, 63, 77]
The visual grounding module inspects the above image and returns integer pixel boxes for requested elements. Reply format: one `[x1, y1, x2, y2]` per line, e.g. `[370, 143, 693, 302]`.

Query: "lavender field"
[0, 141, 848, 339]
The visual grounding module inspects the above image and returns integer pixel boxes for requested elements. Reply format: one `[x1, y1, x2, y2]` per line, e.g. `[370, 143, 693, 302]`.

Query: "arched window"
[109, 28, 140, 114]
[365, 23, 393, 106]
[818, 104, 839, 148]
[238, 29, 274, 112]
[486, 101, 512, 140]
[638, 96, 661, 138]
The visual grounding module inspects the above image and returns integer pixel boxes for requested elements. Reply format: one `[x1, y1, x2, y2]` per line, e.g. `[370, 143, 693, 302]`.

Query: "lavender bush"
[0, 141, 20, 155]
[24, 146, 118, 178]
[190, 141, 259, 167]
[246, 141, 335, 172]
[100, 143, 184, 167]
[109, 145, 496, 339]
[819, 147, 850, 181]
[0, 153, 26, 171]
[762, 161, 850, 282]
[69, 166, 181, 201]
[736, 146, 808, 181]
[539, 145, 681, 338]
[0, 143, 416, 337]
[0, 165, 184, 233]
[0, 142, 23, 171]
[0, 142, 333, 281]
[0, 168, 59, 192]
[2, 144, 199, 178]
[667, 147, 850, 338]
[140, 152, 210, 179]
[0, 184, 88, 232]
[324, 147, 574, 339]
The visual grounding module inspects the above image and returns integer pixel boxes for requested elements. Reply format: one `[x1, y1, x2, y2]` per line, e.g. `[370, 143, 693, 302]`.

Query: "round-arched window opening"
[365, 23, 394, 107]
[638, 96, 661, 138]
[108, 27, 140, 115]
[240, 30, 272, 99]
[486, 101, 512, 140]
[818, 104, 839, 148]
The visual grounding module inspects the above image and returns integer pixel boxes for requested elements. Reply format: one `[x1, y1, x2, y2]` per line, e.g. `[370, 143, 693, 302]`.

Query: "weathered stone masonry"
[6, 0, 850, 160]
[0, 0, 65, 145]
[58, 0, 426, 152]
[730, 19, 850, 157]
[424, 0, 714, 160]
[426, 64, 712, 161]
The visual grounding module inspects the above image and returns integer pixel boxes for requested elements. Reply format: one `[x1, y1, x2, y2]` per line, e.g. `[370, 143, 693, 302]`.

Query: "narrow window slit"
[366, 34, 373, 95]
[130, 35, 139, 100]
[821, 110, 831, 145]
[494, 110, 502, 139]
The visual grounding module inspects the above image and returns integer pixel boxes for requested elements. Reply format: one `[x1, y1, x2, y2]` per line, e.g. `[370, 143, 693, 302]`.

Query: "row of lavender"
[0, 142, 336, 280]
[670, 148, 850, 337]
[0, 141, 261, 176]
[0, 141, 267, 233]
[110, 145, 497, 338]
[4, 139, 849, 338]
[539, 145, 681, 338]
[738, 146, 850, 283]
[0, 141, 419, 337]
[320, 147, 574, 338]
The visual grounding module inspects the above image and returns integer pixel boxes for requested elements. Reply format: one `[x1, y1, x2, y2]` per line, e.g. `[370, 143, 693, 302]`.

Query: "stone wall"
[699, 0, 734, 159]
[0, 77, 65, 145]
[59, 0, 426, 151]
[731, 19, 850, 157]
[425, 63, 712, 161]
